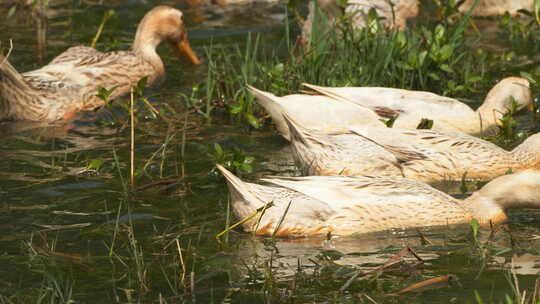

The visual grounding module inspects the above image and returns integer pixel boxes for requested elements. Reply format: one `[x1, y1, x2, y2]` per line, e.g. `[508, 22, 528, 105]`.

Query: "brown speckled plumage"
[0, 6, 200, 121]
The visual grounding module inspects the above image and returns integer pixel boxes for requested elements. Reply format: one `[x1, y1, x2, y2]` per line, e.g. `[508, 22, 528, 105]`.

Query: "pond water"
[1, 1, 540, 303]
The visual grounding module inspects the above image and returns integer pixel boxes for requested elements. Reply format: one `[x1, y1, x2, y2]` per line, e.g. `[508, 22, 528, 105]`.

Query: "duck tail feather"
[302, 82, 361, 106]
[216, 164, 261, 211]
[247, 84, 287, 124]
[0, 53, 30, 91]
[281, 112, 313, 146]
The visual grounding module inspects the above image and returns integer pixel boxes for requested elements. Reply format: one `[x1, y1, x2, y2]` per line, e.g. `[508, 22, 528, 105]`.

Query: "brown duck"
[0, 5, 201, 121]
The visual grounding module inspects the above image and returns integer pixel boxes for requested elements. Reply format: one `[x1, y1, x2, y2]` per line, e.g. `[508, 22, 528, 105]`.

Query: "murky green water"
[1, 1, 540, 303]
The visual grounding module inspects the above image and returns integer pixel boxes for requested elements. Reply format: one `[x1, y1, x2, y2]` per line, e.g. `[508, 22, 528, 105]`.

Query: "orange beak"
[173, 33, 202, 65]
[528, 101, 536, 112]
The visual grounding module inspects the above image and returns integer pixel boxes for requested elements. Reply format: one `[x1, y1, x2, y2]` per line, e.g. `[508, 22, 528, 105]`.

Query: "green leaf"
[440, 64, 453, 73]
[493, 247, 512, 256]
[396, 62, 414, 70]
[467, 76, 482, 83]
[535, 0, 540, 25]
[396, 31, 407, 48]
[95, 86, 118, 105]
[214, 143, 224, 157]
[428, 73, 440, 80]
[383, 115, 398, 128]
[88, 159, 103, 170]
[134, 76, 149, 97]
[416, 118, 433, 129]
[417, 50, 428, 67]
[438, 45, 454, 61]
[245, 113, 260, 129]
[433, 24, 446, 43]
[474, 290, 485, 304]
[229, 105, 242, 114]
[470, 218, 479, 240]
[520, 71, 537, 84]
[7, 5, 17, 19]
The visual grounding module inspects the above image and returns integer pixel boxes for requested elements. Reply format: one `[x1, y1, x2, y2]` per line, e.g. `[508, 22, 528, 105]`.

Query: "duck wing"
[283, 112, 404, 176]
[261, 175, 455, 210]
[47, 46, 102, 66]
[303, 83, 476, 130]
[349, 126, 509, 172]
[22, 48, 152, 107]
[304, 83, 470, 112]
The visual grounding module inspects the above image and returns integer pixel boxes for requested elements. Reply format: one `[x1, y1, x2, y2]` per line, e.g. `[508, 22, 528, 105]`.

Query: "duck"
[283, 113, 540, 184]
[248, 85, 385, 141]
[459, 0, 533, 16]
[249, 78, 531, 140]
[302, 0, 419, 43]
[0, 5, 201, 121]
[301, 0, 533, 43]
[303, 77, 532, 136]
[217, 164, 540, 236]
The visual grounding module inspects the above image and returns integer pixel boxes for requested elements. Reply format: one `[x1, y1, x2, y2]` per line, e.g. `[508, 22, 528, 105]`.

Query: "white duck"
[283, 113, 540, 184]
[217, 165, 540, 236]
[248, 85, 385, 141]
[303, 77, 532, 136]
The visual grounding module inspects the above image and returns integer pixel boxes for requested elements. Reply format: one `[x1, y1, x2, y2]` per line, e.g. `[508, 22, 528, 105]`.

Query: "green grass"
[186, 0, 505, 129]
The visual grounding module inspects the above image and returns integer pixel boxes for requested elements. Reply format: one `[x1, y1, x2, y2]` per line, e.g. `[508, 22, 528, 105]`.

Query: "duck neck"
[462, 194, 507, 225]
[476, 78, 531, 129]
[464, 171, 540, 224]
[476, 96, 508, 129]
[511, 133, 540, 169]
[132, 18, 165, 82]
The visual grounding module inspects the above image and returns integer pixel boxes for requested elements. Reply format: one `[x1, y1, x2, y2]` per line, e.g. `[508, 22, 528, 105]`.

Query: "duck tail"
[302, 82, 361, 106]
[216, 165, 261, 214]
[247, 85, 291, 140]
[0, 53, 30, 91]
[247, 85, 282, 119]
[282, 111, 336, 148]
[282, 111, 333, 173]
[0, 52, 35, 120]
[281, 112, 313, 147]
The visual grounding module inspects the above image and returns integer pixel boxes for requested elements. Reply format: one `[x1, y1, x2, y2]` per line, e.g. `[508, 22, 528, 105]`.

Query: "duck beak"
[528, 102, 535, 112]
[173, 32, 201, 65]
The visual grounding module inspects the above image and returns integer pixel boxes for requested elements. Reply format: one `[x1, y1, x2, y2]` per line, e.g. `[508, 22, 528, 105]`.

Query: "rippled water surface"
[1, 1, 540, 303]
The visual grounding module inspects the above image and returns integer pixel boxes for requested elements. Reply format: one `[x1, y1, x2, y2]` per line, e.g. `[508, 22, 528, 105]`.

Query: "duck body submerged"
[218, 165, 540, 236]
[0, 5, 201, 121]
[284, 113, 540, 184]
[248, 85, 385, 141]
[303, 77, 532, 136]
[250, 77, 531, 141]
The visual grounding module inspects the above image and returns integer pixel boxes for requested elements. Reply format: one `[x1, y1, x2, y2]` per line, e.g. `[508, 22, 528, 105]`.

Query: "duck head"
[133, 6, 201, 65]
